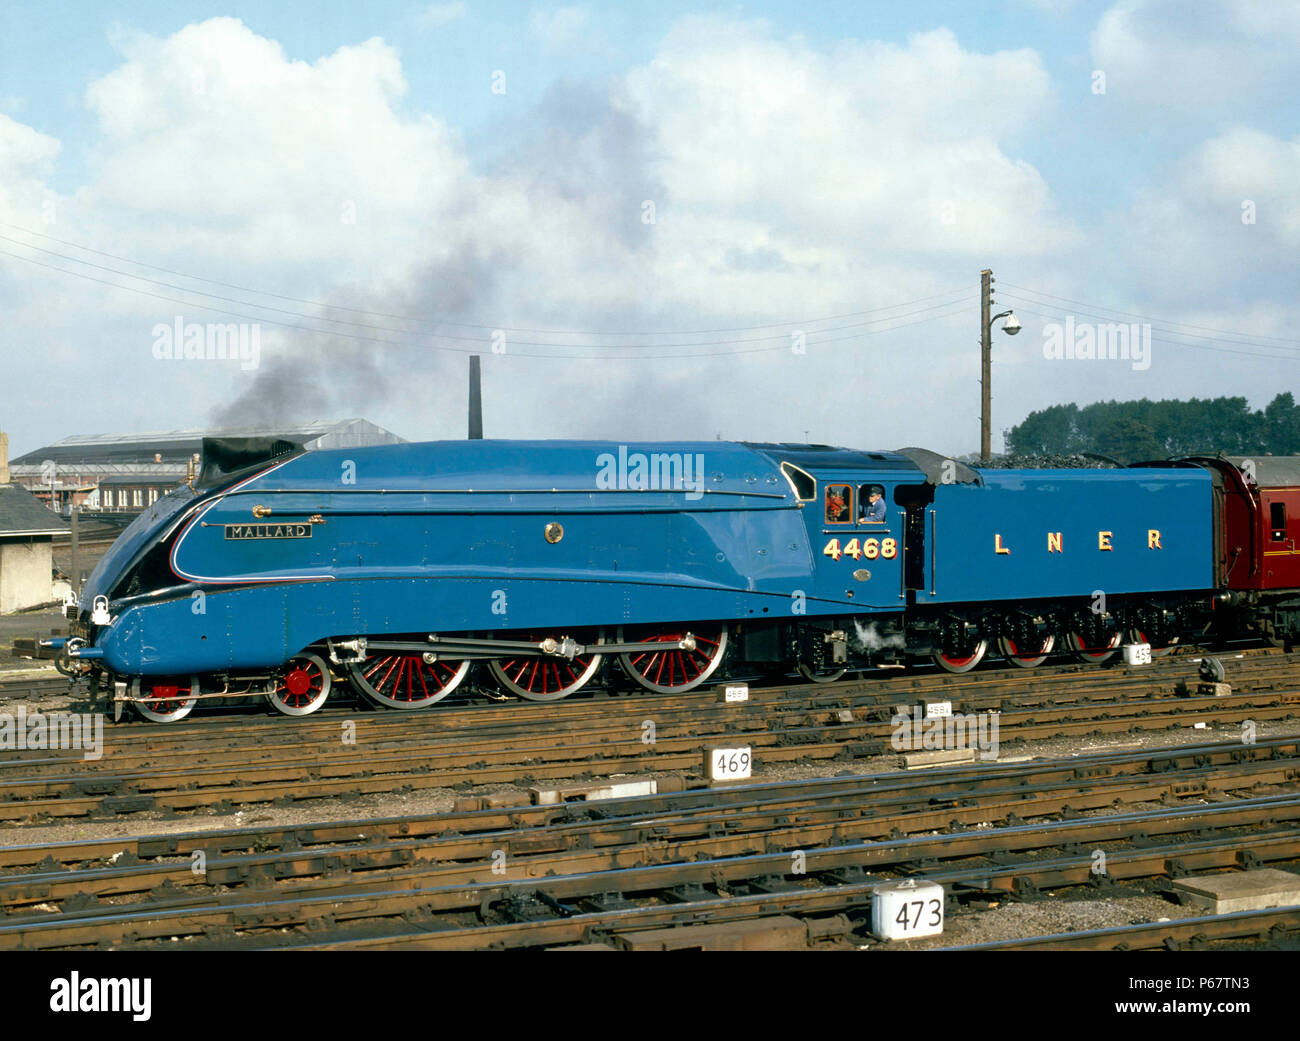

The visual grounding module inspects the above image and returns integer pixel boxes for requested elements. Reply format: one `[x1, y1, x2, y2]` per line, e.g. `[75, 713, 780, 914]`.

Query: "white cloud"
[416, 3, 467, 31]
[0, 112, 60, 184]
[79, 18, 467, 281]
[1091, 0, 1300, 115]
[626, 20, 1073, 277]
[0, 14, 1184, 457]
[1013, 0, 1078, 13]
[1119, 126, 1300, 297]
[531, 6, 590, 52]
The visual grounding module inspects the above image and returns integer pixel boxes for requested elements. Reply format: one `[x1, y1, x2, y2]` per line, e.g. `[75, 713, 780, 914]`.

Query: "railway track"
[1, 649, 1298, 821]
[0, 675, 78, 703]
[2, 737, 1299, 949]
[945, 906, 1300, 950]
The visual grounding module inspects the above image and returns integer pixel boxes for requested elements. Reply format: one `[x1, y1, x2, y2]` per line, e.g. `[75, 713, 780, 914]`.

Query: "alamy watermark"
[1043, 317, 1151, 371]
[151, 315, 261, 370]
[891, 705, 999, 760]
[596, 446, 705, 500]
[50, 972, 150, 1021]
[0, 706, 103, 761]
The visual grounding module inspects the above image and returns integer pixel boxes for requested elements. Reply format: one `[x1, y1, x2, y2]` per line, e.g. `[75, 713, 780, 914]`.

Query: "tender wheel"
[932, 640, 988, 674]
[1129, 629, 1177, 659]
[134, 676, 198, 723]
[618, 624, 728, 693]
[998, 634, 1055, 669]
[1065, 630, 1122, 664]
[268, 652, 332, 716]
[347, 651, 469, 709]
[489, 632, 604, 702]
[796, 664, 847, 683]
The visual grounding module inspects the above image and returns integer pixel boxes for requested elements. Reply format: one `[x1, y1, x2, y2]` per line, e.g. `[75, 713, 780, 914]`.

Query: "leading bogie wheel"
[134, 676, 198, 723]
[268, 652, 333, 716]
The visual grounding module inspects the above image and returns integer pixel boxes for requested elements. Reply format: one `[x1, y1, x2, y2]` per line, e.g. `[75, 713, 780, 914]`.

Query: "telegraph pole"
[980, 268, 992, 462]
[70, 508, 79, 595]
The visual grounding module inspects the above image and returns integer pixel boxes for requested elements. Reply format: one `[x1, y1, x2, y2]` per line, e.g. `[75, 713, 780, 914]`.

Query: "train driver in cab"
[862, 486, 887, 524]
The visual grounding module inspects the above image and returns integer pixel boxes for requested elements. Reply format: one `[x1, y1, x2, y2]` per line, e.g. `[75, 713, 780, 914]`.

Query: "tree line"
[1005, 394, 1300, 463]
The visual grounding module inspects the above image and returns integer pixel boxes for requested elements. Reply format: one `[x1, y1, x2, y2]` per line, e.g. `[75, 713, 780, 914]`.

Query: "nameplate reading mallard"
[224, 523, 313, 540]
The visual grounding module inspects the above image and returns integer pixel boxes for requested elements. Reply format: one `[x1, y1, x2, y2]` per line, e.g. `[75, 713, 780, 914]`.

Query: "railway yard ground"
[2, 635, 1299, 951]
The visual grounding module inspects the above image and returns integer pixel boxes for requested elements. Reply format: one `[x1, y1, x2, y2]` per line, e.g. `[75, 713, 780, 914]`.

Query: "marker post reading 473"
[708, 746, 752, 781]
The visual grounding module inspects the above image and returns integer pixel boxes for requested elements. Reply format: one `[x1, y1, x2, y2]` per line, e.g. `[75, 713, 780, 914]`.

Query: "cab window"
[858, 484, 888, 523]
[825, 485, 852, 524]
[1271, 502, 1287, 541]
[780, 461, 816, 502]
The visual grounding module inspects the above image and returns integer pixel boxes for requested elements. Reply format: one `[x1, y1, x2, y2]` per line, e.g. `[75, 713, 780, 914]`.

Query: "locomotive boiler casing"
[77, 440, 917, 677]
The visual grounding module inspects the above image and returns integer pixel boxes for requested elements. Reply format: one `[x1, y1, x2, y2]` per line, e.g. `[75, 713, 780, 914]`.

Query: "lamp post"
[979, 269, 1021, 462]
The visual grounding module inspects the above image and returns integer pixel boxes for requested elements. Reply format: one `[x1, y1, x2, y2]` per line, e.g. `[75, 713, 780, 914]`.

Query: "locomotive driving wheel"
[268, 653, 333, 716]
[133, 676, 198, 723]
[618, 624, 728, 694]
[347, 650, 470, 709]
[488, 631, 604, 702]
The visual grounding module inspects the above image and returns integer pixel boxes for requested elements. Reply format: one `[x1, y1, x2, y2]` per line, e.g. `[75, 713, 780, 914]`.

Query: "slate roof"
[0, 485, 68, 536]
[10, 418, 403, 466]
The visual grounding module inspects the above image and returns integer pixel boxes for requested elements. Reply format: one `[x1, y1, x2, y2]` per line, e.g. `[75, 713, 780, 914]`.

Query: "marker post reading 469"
[708, 746, 752, 781]
[823, 537, 897, 561]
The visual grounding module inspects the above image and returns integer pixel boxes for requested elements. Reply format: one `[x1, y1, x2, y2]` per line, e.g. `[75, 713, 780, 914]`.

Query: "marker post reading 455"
[708, 746, 752, 781]
[823, 537, 897, 561]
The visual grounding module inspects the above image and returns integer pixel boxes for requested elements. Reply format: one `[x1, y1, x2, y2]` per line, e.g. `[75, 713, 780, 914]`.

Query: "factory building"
[6, 419, 405, 515]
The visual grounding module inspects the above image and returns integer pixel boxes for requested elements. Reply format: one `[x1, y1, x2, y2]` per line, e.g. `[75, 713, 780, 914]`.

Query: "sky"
[1, 0, 1297, 457]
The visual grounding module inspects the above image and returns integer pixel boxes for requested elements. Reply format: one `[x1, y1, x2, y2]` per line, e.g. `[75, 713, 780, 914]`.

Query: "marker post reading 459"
[708, 746, 752, 781]
[823, 537, 897, 561]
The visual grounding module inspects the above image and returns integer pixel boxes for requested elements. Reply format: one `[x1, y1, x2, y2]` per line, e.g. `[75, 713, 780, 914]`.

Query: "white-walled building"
[0, 483, 67, 614]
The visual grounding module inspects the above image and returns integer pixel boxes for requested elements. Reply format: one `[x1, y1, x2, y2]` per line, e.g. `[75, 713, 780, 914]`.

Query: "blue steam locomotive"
[61, 437, 1215, 721]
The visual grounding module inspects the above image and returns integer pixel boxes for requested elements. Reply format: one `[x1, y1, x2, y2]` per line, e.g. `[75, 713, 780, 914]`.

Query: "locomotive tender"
[59, 436, 1237, 722]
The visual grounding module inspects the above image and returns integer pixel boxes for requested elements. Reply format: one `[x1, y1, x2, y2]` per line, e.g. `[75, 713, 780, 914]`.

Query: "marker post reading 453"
[708, 746, 752, 781]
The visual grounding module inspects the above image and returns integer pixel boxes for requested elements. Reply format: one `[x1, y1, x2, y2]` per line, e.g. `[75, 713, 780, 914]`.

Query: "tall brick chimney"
[0, 431, 9, 484]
